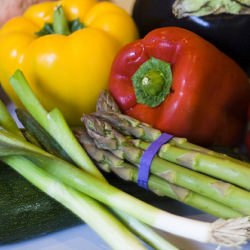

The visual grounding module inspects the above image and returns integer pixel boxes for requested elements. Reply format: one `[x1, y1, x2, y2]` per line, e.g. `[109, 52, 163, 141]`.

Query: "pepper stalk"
[36, 5, 84, 36]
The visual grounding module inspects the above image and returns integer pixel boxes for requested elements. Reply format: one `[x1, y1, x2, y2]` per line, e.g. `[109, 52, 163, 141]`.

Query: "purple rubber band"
[137, 133, 174, 189]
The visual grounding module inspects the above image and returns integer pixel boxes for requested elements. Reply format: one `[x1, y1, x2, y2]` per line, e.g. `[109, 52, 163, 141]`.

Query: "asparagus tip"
[96, 90, 121, 113]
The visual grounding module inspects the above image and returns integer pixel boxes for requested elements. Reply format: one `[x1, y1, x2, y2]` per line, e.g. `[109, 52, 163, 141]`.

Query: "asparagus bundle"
[82, 114, 250, 216]
[94, 99, 250, 187]
[94, 110, 250, 189]
[74, 126, 242, 219]
[88, 91, 250, 216]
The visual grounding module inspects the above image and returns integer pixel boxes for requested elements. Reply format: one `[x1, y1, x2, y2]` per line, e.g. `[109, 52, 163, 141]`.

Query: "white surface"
[1, 220, 250, 250]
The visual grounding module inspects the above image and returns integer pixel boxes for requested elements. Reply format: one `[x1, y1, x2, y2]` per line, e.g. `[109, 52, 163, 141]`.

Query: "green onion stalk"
[16, 108, 177, 250]
[4, 156, 146, 250]
[0, 100, 147, 250]
[7, 70, 178, 250]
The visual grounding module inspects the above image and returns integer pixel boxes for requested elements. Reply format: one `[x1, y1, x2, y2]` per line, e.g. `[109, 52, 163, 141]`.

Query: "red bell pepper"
[108, 27, 250, 146]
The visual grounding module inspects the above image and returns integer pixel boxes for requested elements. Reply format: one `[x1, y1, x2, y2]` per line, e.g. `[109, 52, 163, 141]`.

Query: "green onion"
[4, 156, 146, 250]
[8, 69, 179, 250]
[0, 97, 148, 250]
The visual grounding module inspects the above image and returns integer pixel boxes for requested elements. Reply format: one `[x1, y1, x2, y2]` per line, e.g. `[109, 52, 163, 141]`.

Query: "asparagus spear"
[9, 70, 177, 250]
[0, 129, 249, 248]
[82, 114, 250, 215]
[96, 90, 121, 113]
[94, 111, 250, 190]
[74, 126, 243, 219]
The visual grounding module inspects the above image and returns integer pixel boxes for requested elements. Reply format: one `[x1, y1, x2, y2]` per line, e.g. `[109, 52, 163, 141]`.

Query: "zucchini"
[0, 162, 81, 244]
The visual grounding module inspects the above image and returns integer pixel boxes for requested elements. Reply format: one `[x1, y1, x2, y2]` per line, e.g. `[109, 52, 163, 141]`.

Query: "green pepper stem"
[132, 57, 172, 107]
[35, 6, 84, 36]
[53, 5, 70, 35]
[141, 70, 166, 96]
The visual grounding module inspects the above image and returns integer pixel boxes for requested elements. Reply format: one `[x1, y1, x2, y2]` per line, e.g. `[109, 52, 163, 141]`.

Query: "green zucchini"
[0, 162, 81, 244]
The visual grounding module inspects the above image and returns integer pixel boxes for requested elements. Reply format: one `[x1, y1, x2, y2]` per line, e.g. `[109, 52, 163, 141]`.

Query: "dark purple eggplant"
[132, 0, 250, 75]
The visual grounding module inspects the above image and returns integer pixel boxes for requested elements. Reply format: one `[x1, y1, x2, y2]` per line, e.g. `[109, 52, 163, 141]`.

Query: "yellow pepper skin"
[0, 0, 138, 125]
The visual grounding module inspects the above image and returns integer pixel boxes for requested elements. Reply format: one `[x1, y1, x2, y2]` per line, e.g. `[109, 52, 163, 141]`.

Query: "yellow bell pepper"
[0, 0, 138, 125]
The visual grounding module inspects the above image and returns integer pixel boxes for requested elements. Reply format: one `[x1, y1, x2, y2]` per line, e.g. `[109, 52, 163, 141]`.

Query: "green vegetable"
[0, 99, 147, 250]
[7, 156, 149, 250]
[9, 70, 103, 179]
[16, 108, 72, 162]
[93, 111, 250, 185]
[74, 126, 242, 219]
[82, 114, 250, 215]
[0, 164, 80, 244]
[96, 90, 121, 113]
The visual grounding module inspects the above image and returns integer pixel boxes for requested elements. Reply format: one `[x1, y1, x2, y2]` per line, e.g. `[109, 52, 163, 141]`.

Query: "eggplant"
[132, 0, 250, 75]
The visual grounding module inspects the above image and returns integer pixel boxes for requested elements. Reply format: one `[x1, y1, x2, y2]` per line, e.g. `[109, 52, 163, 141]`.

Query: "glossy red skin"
[108, 27, 250, 146]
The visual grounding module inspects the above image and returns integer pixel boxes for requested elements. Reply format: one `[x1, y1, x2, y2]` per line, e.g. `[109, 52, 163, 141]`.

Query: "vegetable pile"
[0, 1, 250, 249]
[0, 70, 250, 250]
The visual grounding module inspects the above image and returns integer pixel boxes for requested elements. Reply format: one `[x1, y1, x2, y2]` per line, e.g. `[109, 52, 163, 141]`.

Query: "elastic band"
[137, 133, 174, 189]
